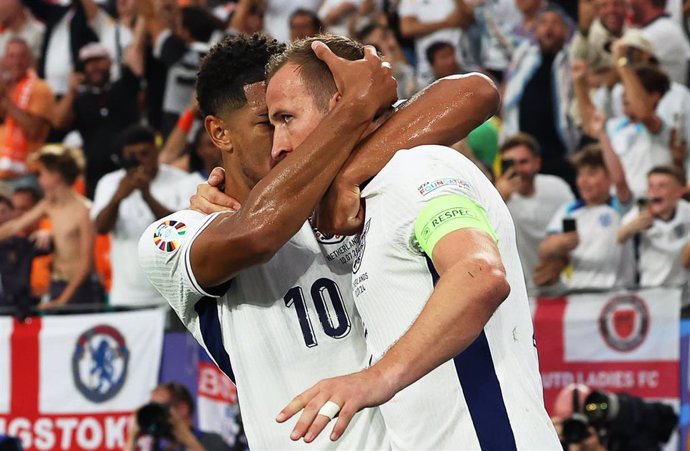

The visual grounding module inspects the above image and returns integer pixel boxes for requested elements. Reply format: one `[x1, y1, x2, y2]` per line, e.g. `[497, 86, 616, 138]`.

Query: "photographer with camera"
[125, 382, 231, 451]
[91, 125, 198, 308]
[553, 383, 677, 451]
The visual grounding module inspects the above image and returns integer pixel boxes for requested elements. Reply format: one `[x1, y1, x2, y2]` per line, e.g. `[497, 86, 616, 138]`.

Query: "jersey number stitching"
[283, 278, 352, 348]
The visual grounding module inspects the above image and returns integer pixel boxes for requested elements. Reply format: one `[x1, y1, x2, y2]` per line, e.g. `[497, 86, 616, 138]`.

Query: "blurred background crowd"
[0, 1, 689, 450]
[0, 0, 688, 315]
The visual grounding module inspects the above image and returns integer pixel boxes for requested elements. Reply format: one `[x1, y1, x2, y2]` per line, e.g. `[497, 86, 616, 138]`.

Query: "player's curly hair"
[196, 33, 285, 117]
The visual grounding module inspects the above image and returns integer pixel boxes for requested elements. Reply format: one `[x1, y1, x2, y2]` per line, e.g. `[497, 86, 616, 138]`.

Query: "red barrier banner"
[533, 288, 681, 415]
[0, 309, 166, 450]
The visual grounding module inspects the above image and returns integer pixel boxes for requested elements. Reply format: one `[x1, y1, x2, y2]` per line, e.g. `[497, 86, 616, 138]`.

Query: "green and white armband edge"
[414, 194, 498, 257]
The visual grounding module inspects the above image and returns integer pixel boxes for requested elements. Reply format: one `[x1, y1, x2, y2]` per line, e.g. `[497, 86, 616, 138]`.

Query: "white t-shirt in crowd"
[0, 9, 45, 61]
[640, 17, 690, 85]
[264, 0, 323, 43]
[91, 165, 200, 307]
[611, 81, 690, 182]
[473, 0, 521, 71]
[398, 0, 462, 88]
[44, 11, 73, 96]
[318, 0, 361, 37]
[139, 211, 388, 450]
[622, 200, 690, 287]
[89, 9, 134, 82]
[546, 199, 635, 290]
[507, 174, 575, 295]
[355, 145, 559, 450]
[606, 117, 672, 199]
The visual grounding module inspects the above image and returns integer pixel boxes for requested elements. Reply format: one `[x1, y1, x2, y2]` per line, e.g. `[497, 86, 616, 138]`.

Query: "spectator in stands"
[399, 0, 468, 88]
[570, 0, 626, 80]
[466, 0, 522, 82]
[0, 145, 102, 310]
[356, 20, 416, 98]
[227, 0, 266, 36]
[319, 0, 358, 37]
[604, 31, 690, 177]
[92, 125, 199, 308]
[125, 382, 231, 451]
[12, 185, 50, 301]
[146, 5, 224, 136]
[53, 42, 142, 199]
[0, 38, 55, 187]
[0, 0, 44, 61]
[263, 0, 323, 43]
[289, 8, 323, 41]
[495, 133, 574, 295]
[602, 63, 673, 199]
[512, 0, 545, 43]
[503, 7, 578, 187]
[79, 0, 136, 82]
[427, 41, 467, 79]
[629, 0, 690, 84]
[538, 146, 634, 291]
[23, 0, 98, 97]
[619, 166, 690, 287]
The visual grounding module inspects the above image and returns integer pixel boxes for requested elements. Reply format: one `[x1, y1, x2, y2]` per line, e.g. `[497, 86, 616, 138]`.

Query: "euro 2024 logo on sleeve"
[598, 294, 650, 352]
[72, 325, 129, 403]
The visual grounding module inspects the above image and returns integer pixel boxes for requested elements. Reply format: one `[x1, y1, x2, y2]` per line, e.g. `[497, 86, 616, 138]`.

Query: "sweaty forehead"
[266, 63, 308, 108]
[243, 81, 268, 112]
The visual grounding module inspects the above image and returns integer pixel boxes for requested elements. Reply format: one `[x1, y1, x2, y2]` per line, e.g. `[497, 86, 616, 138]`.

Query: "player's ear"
[205, 115, 233, 154]
[327, 92, 341, 112]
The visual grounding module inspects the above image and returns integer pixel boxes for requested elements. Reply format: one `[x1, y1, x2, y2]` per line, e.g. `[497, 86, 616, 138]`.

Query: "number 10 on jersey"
[283, 278, 352, 347]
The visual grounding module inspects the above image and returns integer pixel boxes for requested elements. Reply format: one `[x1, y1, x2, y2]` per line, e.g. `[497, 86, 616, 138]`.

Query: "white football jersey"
[353, 145, 560, 450]
[546, 199, 635, 290]
[622, 200, 690, 287]
[139, 211, 388, 450]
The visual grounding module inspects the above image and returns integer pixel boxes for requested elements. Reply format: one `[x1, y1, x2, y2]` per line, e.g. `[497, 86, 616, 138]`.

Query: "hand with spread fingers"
[276, 367, 396, 443]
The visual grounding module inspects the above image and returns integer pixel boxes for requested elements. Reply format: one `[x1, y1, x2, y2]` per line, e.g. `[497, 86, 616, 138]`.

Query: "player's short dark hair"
[181, 6, 224, 43]
[122, 124, 156, 147]
[651, 0, 667, 8]
[289, 8, 322, 32]
[426, 41, 454, 66]
[158, 382, 195, 415]
[500, 132, 541, 155]
[37, 145, 84, 185]
[266, 35, 364, 111]
[635, 65, 670, 97]
[648, 165, 686, 185]
[13, 186, 42, 204]
[571, 144, 606, 172]
[197, 33, 285, 117]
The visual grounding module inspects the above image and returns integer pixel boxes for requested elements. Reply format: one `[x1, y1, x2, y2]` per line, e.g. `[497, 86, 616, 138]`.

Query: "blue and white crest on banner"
[72, 325, 129, 403]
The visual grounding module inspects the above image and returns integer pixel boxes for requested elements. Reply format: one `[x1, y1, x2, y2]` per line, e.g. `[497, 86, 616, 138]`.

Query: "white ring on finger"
[317, 401, 341, 420]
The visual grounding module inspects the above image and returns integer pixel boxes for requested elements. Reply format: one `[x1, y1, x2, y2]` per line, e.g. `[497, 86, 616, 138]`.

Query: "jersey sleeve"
[373, 146, 497, 258]
[138, 210, 229, 338]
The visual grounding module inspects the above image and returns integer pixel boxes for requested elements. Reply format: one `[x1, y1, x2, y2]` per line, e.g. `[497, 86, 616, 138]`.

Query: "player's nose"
[271, 132, 292, 165]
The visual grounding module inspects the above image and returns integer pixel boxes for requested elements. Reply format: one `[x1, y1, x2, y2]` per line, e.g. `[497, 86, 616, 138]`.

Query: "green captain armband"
[414, 194, 498, 257]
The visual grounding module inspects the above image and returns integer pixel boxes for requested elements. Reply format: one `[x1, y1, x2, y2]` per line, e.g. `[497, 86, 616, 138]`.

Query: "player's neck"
[224, 166, 252, 203]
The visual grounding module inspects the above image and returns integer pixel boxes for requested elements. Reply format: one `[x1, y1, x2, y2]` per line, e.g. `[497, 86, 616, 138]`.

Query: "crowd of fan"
[0, 0, 689, 312]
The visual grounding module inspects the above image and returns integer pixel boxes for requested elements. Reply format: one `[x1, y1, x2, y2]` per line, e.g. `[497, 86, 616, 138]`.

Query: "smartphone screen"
[563, 218, 577, 233]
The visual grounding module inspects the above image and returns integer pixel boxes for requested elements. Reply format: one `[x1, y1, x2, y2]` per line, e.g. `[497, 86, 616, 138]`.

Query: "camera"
[561, 389, 677, 451]
[136, 402, 174, 441]
[111, 153, 140, 170]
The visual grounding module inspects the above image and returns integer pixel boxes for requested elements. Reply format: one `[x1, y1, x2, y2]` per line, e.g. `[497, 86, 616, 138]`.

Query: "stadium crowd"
[0, 0, 687, 450]
[0, 0, 689, 310]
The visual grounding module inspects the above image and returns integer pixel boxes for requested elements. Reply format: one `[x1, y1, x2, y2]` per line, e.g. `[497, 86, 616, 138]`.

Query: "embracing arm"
[190, 45, 396, 288]
[318, 74, 499, 233]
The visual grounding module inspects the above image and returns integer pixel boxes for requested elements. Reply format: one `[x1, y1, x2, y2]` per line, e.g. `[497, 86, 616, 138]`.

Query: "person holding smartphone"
[495, 132, 574, 295]
[538, 145, 635, 291]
